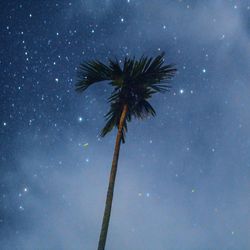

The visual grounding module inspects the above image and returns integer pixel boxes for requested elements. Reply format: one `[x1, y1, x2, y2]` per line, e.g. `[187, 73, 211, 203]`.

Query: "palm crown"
[75, 52, 177, 143]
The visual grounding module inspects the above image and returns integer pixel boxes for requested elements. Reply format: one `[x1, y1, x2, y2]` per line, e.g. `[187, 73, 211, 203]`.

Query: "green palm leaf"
[75, 52, 177, 142]
[75, 60, 112, 92]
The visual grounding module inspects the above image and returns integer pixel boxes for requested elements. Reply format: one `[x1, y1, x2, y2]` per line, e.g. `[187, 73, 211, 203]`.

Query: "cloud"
[2, 0, 250, 249]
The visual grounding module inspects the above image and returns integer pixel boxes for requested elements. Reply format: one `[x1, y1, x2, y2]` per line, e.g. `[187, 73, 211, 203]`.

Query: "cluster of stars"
[0, 1, 247, 248]
[138, 192, 150, 197]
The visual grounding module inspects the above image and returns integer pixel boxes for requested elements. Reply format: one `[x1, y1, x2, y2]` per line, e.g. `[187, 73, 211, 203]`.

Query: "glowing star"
[202, 68, 206, 73]
[78, 117, 83, 122]
[179, 89, 184, 94]
[24, 188, 28, 192]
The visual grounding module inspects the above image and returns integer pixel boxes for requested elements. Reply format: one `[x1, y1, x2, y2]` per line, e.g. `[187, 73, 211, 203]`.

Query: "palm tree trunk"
[97, 104, 128, 250]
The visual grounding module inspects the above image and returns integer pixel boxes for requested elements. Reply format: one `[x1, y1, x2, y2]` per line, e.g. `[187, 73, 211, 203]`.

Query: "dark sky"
[1, 1, 250, 249]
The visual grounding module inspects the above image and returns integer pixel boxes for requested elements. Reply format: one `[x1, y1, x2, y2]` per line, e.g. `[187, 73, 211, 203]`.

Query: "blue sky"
[1, 1, 250, 249]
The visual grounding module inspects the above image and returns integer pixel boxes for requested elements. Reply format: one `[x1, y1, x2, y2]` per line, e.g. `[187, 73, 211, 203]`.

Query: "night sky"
[1, 1, 250, 249]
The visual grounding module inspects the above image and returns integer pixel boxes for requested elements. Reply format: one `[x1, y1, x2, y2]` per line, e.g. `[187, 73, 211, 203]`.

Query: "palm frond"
[100, 101, 128, 143]
[131, 53, 177, 92]
[100, 101, 122, 136]
[75, 60, 112, 92]
[132, 100, 156, 119]
[108, 58, 124, 87]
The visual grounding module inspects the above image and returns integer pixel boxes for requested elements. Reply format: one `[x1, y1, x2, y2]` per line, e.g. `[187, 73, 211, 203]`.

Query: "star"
[19, 206, 24, 211]
[0, 1, 248, 248]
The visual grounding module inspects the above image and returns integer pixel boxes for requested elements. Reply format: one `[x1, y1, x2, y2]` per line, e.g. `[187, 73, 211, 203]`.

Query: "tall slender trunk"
[97, 104, 128, 250]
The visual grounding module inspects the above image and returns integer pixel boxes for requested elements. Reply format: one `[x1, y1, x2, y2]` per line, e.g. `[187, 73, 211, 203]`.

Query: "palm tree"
[75, 52, 177, 250]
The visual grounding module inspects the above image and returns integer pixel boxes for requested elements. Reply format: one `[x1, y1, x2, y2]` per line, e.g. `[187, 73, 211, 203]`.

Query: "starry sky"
[1, 0, 250, 249]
